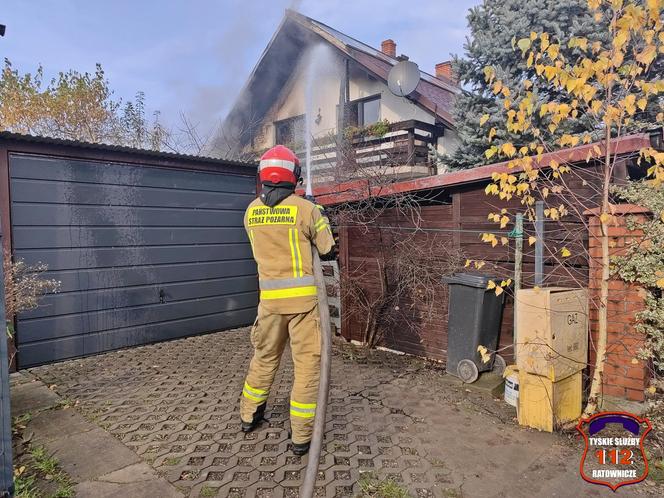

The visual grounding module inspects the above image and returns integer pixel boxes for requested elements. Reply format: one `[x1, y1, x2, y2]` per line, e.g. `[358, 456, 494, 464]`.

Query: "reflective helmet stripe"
[259, 158, 296, 171]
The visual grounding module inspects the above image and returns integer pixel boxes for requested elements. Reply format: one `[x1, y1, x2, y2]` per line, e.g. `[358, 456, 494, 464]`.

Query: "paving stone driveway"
[29, 329, 626, 498]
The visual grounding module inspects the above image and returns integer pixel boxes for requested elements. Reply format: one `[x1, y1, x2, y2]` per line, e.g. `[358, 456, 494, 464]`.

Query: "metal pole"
[513, 214, 523, 356]
[535, 201, 544, 287]
[300, 249, 332, 498]
[0, 219, 13, 497]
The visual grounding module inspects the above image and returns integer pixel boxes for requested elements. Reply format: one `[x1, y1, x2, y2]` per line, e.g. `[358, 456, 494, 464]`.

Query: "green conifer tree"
[448, 0, 609, 168]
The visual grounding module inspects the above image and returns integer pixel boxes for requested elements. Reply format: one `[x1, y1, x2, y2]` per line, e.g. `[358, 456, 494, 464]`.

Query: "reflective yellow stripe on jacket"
[314, 217, 330, 233]
[259, 276, 317, 300]
[288, 228, 304, 277]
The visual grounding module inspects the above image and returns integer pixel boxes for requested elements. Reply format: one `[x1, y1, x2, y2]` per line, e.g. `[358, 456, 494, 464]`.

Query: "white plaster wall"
[347, 70, 434, 125]
[437, 128, 460, 157]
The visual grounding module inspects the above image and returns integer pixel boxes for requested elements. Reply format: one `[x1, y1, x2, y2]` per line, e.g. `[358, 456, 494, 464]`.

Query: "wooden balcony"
[293, 119, 445, 185]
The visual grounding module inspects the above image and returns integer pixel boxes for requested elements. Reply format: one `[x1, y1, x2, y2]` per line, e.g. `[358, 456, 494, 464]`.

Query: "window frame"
[274, 114, 306, 147]
[347, 94, 381, 127]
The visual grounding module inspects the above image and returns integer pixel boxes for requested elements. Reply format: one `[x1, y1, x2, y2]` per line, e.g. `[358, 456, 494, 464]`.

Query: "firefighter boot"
[292, 441, 310, 456]
[287, 430, 311, 456]
[241, 402, 266, 433]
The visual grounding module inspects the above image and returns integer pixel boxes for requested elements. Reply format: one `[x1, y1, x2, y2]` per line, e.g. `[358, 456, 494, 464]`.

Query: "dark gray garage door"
[10, 153, 258, 367]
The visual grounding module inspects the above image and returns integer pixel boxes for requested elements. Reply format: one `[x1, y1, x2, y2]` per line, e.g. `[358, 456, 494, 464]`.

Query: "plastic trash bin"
[443, 273, 506, 383]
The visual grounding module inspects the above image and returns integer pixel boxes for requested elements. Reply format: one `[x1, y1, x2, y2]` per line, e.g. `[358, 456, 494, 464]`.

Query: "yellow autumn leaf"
[599, 212, 611, 224]
[485, 147, 497, 160]
[487, 280, 497, 290]
[637, 45, 657, 66]
[502, 143, 517, 157]
[528, 236, 537, 246]
[477, 345, 492, 364]
[501, 237, 509, 246]
[495, 286, 504, 296]
[480, 114, 490, 126]
[631, 358, 639, 365]
[474, 260, 486, 270]
[517, 38, 532, 53]
[637, 98, 648, 111]
[500, 215, 509, 228]
[493, 80, 503, 95]
[488, 127, 497, 141]
[647, 386, 657, 395]
[561, 247, 571, 258]
[656, 278, 664, 289]
[465, 259, 472, 268]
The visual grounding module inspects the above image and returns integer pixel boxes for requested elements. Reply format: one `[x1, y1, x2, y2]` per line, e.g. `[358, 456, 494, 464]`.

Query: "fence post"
[535, 201, 544, 287]
[512, 214, 523, 355]
[0, 219, 13, 497]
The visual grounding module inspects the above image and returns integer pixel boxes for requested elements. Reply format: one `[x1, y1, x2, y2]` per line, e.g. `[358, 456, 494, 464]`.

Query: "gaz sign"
[577, 411, 652, 491]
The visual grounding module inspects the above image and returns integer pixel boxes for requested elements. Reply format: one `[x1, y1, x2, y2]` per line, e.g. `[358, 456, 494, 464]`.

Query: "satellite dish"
[387, 60, 420, 97]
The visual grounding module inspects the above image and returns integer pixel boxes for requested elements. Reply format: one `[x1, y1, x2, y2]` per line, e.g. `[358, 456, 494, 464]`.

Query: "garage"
[0, 134, 258, 367]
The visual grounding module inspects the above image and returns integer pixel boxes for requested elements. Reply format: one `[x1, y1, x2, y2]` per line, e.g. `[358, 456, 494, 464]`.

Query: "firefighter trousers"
[240, 303, 321, 444]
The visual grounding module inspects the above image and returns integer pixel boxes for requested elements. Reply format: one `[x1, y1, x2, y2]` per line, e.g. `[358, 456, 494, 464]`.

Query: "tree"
[477, 0, 663, 415]
[449, 0, 659, 169]
[0, 59, 166, 149]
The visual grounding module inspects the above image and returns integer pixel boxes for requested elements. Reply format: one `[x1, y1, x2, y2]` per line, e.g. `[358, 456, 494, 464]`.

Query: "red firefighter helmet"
[259, 145, 301, 185]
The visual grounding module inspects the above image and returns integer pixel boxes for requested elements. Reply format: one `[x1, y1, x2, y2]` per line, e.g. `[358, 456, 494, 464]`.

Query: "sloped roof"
[224, 9, 458, 138]
[0, 132, 256, 172]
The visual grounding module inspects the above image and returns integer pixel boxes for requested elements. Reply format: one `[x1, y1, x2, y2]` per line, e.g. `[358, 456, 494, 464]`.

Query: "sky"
[1, 0, 481, 133]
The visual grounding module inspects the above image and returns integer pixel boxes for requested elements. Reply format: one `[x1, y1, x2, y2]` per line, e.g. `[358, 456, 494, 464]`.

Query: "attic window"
[347, 95, 381, 127]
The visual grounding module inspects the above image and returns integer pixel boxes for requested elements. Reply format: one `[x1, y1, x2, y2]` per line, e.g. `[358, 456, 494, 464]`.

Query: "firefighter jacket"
[245, 193, 335, 314]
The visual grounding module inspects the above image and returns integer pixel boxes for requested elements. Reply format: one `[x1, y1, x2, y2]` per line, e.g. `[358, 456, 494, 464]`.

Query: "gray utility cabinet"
[6, 148, 258, 367]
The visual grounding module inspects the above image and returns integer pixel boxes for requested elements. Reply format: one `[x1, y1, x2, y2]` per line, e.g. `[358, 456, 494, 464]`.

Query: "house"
[222, 9, 460, 185]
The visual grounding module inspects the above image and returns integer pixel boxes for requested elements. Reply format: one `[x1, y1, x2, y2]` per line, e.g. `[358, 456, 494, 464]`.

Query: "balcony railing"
[292, 119, 445, 185]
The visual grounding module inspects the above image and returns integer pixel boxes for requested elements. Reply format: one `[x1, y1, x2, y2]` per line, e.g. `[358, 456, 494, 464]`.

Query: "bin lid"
[442, 272, 498, 288]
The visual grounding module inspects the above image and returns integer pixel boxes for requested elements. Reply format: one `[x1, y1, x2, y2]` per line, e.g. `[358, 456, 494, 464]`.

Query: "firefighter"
[240, 145, 335, 456]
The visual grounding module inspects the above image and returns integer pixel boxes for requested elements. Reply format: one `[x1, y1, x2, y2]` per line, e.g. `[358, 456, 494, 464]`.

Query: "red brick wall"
[587, 205, 651, 402]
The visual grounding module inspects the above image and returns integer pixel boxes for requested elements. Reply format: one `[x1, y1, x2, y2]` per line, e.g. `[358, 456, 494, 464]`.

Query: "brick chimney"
[435, 61, 456, 83]
[381, 39, 396, 58]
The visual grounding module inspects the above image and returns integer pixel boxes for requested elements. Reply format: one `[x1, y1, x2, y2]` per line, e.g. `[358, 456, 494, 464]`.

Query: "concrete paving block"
[97, 463, 157, 484]
[9, 371, 36, 387]
[10, 380, 61, 417]
[75, 478, 183, 498]
[28, 407, 97, 442]
[44, 428, 141, 482]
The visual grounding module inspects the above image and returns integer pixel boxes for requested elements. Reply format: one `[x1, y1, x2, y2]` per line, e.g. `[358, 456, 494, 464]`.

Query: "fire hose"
[299, 246, 332, 498]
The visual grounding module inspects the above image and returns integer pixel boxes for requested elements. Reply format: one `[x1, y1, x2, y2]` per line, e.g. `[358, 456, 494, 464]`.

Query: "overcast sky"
[2, 0, 481, 132]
